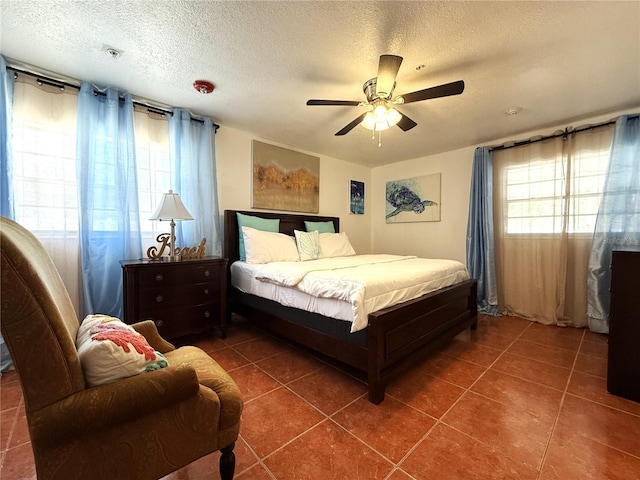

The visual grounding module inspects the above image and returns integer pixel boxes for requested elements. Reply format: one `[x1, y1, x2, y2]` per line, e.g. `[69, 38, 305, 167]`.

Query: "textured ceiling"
[1, 1, 639, 167]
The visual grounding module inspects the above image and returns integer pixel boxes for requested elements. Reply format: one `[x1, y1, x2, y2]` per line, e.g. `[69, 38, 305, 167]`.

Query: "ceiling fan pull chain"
[378, 129, 382, 147]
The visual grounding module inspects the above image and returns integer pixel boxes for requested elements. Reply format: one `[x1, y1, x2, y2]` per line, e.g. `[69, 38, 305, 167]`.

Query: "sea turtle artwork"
[385, 174, 441, 222]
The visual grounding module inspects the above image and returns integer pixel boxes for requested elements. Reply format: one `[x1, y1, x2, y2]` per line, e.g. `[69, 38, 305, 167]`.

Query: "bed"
[223, 210, 477, 404]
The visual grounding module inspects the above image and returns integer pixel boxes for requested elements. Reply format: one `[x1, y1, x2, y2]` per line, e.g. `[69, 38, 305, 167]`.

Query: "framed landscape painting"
[251, 140, 319, 213]
[385, 173, 441, 223]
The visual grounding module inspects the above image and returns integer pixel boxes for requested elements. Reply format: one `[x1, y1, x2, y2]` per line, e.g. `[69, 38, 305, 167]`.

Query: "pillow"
[242, 226, 299, 264]
[319, 232, 356, 258]
[76, 314, 168, 387]
[304, 220, 335, 234]
[237, 212, 279, 261]
[294, 229, 321, 261]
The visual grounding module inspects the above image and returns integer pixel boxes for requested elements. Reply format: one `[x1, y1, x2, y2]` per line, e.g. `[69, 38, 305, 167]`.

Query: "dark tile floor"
[2, 314, 640, 479]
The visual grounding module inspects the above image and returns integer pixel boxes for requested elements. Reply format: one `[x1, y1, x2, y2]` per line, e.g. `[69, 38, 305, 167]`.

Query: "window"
[11, 82, 172, 239]
[503, 141, 611, 234]
[12, 118, 79, 234]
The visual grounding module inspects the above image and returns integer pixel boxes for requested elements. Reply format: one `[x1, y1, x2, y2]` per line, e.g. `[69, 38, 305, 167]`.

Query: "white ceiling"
[1, 1, 639, 167]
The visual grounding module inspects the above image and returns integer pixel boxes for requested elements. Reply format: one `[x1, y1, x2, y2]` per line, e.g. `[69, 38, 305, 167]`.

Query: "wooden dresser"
[607, 250, 640, 402]
[121, 257, 228, 340]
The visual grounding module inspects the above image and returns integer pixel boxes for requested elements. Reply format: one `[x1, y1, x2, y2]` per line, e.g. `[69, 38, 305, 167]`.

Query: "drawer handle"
[204, 269, 211, 277]
[155, 274, 164, 282]
[204, 288, 210, 295]
[155, 319, 164, 327]
[155, 295, 164, 303]
[204, 311, 210, 318]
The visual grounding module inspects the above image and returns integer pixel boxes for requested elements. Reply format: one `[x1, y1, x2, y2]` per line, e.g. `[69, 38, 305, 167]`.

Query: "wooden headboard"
[223, 210, 340, 263]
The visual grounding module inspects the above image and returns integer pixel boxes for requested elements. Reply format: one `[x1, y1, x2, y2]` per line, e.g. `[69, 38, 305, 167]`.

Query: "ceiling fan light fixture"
[361, 106, 401, 131]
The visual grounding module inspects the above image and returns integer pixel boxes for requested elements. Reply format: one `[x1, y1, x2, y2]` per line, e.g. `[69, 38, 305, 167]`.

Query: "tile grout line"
[388, 318, 538, 476]
[0, 394, 24, 471]
[534, 327, 586, 480]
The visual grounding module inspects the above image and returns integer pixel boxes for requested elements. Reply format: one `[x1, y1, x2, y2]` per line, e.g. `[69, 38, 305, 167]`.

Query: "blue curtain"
[1, 55, 15, 219]
[168, 108, 221, 256]
[466, 146, 499, 315]
[0, 55, 15, 373]
[587, 114, 640, 333]
[76, 82, 142, 318]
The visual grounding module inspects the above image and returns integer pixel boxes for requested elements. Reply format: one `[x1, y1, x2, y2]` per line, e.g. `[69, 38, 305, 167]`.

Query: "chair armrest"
[29, 364, 199, 445]
[131, 320, 176, 353]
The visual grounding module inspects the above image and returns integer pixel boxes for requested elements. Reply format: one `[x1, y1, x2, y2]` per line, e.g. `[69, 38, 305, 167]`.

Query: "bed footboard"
[366, 279, 477, 404]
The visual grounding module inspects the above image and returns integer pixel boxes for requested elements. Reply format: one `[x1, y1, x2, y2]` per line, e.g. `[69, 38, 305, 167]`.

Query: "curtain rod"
[488, 117, 627, 152]
[8, 65, 220, 132]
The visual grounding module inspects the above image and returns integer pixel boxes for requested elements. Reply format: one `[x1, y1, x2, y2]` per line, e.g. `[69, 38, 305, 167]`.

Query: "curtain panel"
[169, 108, 222, 256]
[0, 55, 15, 373]
[466, 146, 499, 314]
[76, 82, 143, 318]
[587, 115, 640, 333]
[1, 55, 15, 219]
[492, 126, 613, 327]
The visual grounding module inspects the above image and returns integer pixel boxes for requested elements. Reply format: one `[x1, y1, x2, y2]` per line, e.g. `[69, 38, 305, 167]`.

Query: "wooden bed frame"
[223, 210, 478, 404]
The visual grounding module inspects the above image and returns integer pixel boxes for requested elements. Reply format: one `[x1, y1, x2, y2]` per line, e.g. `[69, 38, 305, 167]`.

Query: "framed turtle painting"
[385, 173, 441, 223]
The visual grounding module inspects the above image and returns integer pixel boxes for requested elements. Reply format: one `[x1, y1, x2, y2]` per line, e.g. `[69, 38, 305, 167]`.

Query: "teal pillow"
[304, 220, 335, 234]
[237, 213, 279, 261]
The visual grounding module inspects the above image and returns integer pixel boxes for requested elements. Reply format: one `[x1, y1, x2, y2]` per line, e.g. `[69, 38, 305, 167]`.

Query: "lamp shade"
[149, 190, 194, 221]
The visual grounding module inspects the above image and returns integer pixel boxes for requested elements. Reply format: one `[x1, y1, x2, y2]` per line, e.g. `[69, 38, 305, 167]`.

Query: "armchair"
[0, 216, 243, 480]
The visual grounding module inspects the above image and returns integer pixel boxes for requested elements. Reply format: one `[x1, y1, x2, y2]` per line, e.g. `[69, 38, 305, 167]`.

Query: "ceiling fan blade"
[376, 54, 403, 98]
[396, 111, 418, 131]
[399, 80, 465, 104]
[335, 113, 367, 136]
[306, 99, 361, 106]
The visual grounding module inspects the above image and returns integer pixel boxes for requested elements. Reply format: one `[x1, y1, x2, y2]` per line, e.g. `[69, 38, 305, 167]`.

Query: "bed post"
[469, 281, 478, 330]
[366, 317, 385, 404]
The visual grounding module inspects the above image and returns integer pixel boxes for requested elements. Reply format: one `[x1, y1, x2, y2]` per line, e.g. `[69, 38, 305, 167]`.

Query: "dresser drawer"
[139, 304, 220, 339]
[138, 282, 220, 311]
[137, 264, 220, 287]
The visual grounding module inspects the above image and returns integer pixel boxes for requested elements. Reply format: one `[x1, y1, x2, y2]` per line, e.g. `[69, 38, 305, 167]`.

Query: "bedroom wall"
[371, 147, 474, 264]
[216, 126, 373, 254]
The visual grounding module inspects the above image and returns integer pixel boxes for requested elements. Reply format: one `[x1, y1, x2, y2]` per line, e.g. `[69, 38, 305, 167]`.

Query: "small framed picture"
[350, 180, 364, 214]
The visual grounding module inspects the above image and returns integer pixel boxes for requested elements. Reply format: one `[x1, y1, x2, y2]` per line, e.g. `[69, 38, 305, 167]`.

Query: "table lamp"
[149, 190, 194, 260]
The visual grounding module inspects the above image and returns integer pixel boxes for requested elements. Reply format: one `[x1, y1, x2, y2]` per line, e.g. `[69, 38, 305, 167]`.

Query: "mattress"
[231, 254, 470, 333]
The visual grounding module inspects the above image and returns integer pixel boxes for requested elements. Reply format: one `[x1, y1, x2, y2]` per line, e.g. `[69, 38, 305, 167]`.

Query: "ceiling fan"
[306, 54, 465, 139]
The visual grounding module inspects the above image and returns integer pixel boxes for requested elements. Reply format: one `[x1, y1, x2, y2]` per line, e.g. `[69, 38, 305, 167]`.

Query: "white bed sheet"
[231, 261, 355, 322]
[231, 254, 470, 333]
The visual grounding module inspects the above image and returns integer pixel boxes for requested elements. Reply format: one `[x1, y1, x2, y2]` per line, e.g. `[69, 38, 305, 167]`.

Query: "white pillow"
[319, 232, 356, 258]
[294, 229, 321, 261]
[242, 226, 299, 264]
[76, 314, 168, 387]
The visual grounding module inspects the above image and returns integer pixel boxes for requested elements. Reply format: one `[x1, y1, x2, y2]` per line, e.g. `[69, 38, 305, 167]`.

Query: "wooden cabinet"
[121, 257, 228, 340]
[607, 250, 640, 402]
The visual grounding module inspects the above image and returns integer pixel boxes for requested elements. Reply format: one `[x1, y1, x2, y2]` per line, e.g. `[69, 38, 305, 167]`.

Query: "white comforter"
[248, 254, 469, 332]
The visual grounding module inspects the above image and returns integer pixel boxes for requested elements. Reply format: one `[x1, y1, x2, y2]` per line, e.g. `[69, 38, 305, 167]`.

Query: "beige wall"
[216, 126, 372, 254]
[371, 147, 475, 264]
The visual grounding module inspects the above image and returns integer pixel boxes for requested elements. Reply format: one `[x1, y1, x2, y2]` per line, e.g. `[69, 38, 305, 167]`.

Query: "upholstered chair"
[0, 216, 243, 480]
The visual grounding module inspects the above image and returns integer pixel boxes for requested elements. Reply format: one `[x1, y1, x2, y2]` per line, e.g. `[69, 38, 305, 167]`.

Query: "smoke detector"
[193, 80, 215, 94]
[101, 44, 123, 59]
[505, 106, 523, 116]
